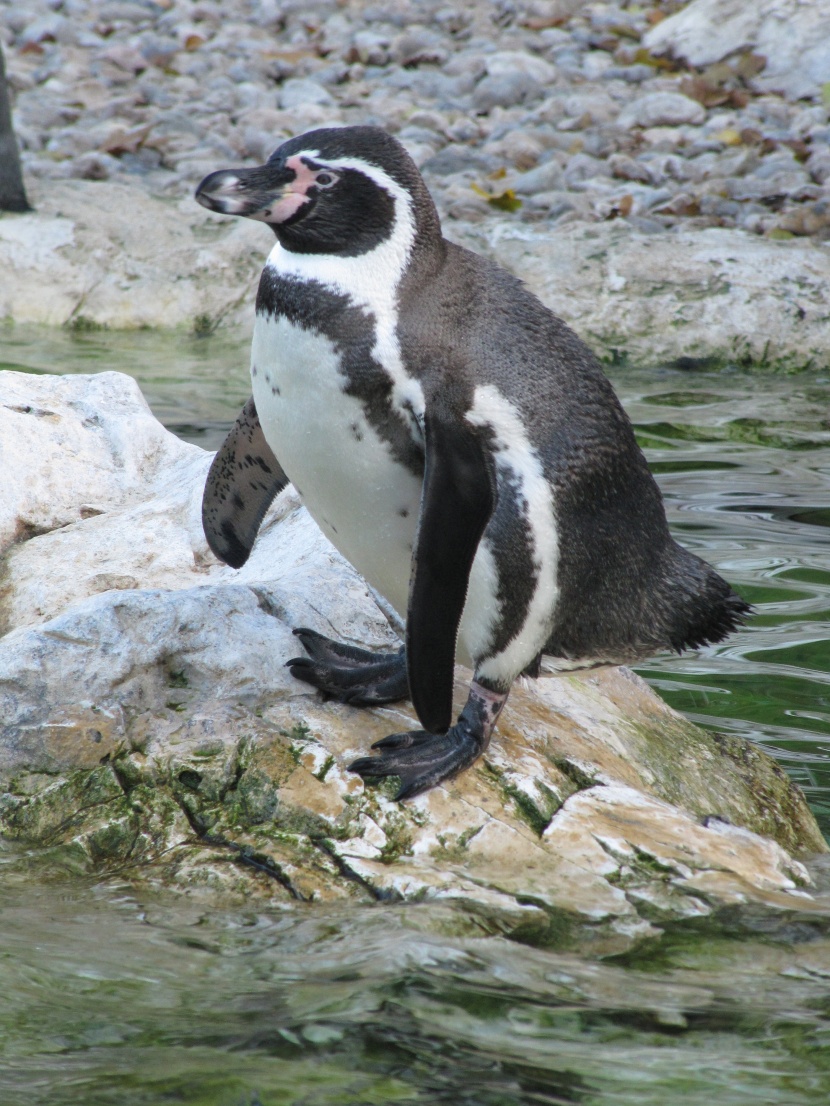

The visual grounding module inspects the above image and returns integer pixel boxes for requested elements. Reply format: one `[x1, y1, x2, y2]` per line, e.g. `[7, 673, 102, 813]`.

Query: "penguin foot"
[286, 627, 409, 705]
[348, 681, 509, 801]
[349, 726, 485, 801]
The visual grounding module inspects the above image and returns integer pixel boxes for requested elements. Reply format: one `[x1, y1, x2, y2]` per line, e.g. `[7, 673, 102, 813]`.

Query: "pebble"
[2, 0, 828, 241]
[617, 92, 707, 130]
[278, 78, 334, 111]
[511, 156, 564, 195]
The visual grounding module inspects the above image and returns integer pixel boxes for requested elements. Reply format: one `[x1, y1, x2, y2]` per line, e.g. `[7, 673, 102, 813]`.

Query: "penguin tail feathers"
[664, 550, 752, 654]
[669, 589, 752, 653]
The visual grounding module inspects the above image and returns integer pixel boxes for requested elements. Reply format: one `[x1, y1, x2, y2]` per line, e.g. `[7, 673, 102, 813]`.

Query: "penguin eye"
[315, 172, 337, 188]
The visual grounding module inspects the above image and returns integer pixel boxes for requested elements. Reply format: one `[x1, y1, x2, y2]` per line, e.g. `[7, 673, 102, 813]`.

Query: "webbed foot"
[286, 627, 409, 705]
[348, 682, 509, 800]
[349, 726, 485, 800]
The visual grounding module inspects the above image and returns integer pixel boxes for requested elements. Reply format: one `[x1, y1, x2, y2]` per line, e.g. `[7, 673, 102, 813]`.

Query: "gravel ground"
[2, 0, 829, 242]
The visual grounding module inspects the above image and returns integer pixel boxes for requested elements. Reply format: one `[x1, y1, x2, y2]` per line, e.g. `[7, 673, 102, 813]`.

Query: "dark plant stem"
[0, 42, 32, 213]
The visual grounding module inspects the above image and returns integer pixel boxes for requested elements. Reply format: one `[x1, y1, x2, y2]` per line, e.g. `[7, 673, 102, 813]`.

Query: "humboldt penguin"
[195, 125, 749, 800]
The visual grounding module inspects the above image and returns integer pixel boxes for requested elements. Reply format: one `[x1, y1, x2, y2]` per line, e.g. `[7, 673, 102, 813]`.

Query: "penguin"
[195, 125, 750, 801]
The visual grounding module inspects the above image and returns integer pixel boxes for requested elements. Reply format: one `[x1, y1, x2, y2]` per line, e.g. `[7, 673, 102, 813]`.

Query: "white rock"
[390, 28, 448, 67]
[484, 51, 557, 86]
[0, 370, 824, 927]
[511, 157, 564, 195]
[0, 179, 267, 330]
[617, 92, 706, 130]
[561, 89, 619, 124]
[351, 30, 390, 67]
[472, 50, 557, 113]
[644, 0, 830, 102]
[0, 371, 189, 557]
[453, 220, 830, 371]
[278, 78, 335, 111]
[583, 50, 614, 80]
[0, 369, 395, 642]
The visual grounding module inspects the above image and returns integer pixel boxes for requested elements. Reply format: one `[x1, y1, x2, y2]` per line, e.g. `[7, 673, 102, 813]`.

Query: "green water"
[2, 849, 830, 1106]
[2, 326, 830, 1105]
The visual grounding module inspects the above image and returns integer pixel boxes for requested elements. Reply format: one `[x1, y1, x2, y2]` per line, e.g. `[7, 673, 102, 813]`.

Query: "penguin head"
[195, 125, 440, 257]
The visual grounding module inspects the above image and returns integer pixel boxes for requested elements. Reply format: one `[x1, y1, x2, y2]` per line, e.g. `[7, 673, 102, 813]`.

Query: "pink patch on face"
[263, 191, 311, 223]
[257, 154, 337, 225]
[285, 154, 325, 193]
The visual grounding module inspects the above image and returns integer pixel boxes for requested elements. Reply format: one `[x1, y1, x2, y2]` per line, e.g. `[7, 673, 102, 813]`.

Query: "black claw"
[347, 755, 388, 778]
[286, 628, 409, 705]
[371, 730, 435, 751]
[349, 725, 487, 801]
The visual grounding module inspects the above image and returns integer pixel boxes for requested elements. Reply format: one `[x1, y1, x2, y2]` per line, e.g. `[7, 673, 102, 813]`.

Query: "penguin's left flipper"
[202, 396, 289, 569]
[286, 628, 409, 705]
[349, 407, 497, 798]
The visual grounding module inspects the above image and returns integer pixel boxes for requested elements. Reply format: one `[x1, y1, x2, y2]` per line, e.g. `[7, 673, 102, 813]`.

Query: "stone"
[775, 201, 830, 237]
[19, 14, 74, 48]
[278, 78, 335, 111]
[1, 0, 826, 251]
[472, 51, 556, 113]
[511, 156, 564, 195]
[0, 369, 825, 947]
[807, 149, 830, 185]
[473, 73, 541, 114]
[68, 151, 120, 181]
[350, 30, 390, 67]
[563, 151, 611, 188]
[453, 219, 830, 372]
[726, 170, 810, 203]
[0, 178, 266, 330]
[561, 90, 619, 125]
[390, 27, 448, 68]
[644, 0, 830, 102]
[617, 92, 706, 130]
[484, 50, 557, 87]
[421, 147, 494, 177]
[608, 153, 652, 184]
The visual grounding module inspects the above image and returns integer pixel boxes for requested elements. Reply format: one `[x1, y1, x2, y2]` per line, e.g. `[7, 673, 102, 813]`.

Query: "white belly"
[251, 313, 423, 617]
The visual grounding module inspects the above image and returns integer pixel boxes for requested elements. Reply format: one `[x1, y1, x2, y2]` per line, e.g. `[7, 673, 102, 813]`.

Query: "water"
[2, 326, 830, 1104]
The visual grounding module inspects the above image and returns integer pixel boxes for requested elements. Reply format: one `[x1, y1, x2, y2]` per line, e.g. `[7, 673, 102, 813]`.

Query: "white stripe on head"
[266, 151, 424, 417]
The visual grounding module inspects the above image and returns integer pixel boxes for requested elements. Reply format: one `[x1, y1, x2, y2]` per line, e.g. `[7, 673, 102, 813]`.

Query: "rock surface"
[457, 220, 830, 371]
[0, 370, 825, 951]
[0, 179, 264, 330]
[645, 0, 830, 102]
[3, 177, 829, 371]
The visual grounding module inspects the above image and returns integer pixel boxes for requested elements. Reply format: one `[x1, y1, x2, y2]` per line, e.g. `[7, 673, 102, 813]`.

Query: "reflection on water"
[1, 848, 830, 1106]
[2, 327, 830, 1104]
[0, 325, 252, 452]
[615, 370, 830, 837]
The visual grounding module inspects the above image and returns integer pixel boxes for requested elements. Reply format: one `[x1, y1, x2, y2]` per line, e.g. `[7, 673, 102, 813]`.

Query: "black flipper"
[406, 407, 496, 733]
[287, 628, 409, 705]
[347, 407, 497, 800]
[202, 396, 288, 568]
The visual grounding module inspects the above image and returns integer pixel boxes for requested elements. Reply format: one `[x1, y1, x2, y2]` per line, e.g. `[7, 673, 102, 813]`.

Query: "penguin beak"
[195, 163, 297, 221]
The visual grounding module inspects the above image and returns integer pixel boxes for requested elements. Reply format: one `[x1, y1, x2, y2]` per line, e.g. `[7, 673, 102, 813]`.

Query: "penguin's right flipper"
[202, 396, 289, 568]
[286, 628, 409, 704]
[349, 410, 496, 797]
[405, 407, 496, 734]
